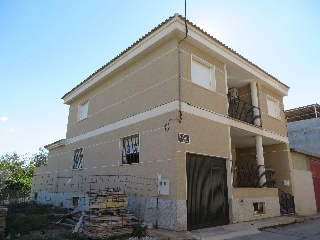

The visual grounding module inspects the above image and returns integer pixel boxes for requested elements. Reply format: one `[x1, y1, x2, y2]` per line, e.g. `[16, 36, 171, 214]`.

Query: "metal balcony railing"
[228, 95, 261, 127]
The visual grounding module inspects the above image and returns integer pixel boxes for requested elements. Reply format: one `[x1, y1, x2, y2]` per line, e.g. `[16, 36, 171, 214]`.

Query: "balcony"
[228, 95, 261, 127]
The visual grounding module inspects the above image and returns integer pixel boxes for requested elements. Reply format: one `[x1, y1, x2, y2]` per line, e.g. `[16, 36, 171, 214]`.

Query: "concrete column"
[256, 135, 267, 187]
[250, 82, 261, 126]
[227, 126, 233, 199]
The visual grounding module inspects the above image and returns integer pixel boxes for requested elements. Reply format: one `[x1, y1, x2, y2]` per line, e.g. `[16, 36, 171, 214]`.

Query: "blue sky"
[1, 0, 319, 156]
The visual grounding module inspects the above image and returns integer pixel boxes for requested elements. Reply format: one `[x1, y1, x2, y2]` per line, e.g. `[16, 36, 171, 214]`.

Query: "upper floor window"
[267, 97, 280, 119]
[191, 55, 216, 91]
[122, 135, 139, 164]
[73, 148, 83, 169]
[78, 101, 89, 121]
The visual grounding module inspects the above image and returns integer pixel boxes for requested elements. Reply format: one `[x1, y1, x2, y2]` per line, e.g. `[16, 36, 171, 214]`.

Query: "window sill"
[120, 163, 139, 166]
[267, 115, 281, 120]
[253, 213, 266, 216]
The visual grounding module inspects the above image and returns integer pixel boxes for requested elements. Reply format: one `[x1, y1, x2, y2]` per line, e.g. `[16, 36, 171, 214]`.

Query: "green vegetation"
[6, 202, 67, 236]
[5, 202, 68, 239]
[0, 149, 48, 194]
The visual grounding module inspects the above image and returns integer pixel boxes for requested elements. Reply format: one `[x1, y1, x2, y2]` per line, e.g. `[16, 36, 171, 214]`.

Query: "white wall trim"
[66, 101, 179, 144]
[181, 102, 289, 143]
[64, 100, 288, 146]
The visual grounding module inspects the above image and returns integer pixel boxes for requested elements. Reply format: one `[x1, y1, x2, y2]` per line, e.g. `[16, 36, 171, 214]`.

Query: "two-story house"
[31, 14, 295, 231]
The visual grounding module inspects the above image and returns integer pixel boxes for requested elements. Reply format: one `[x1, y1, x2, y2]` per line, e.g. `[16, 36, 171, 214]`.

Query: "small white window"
[191, 55, 216, 91]
[122, 135, 139, 164]
[267, 97, 280, 119]
[78, 101, 89, 121]
[73, 148, 83, 169]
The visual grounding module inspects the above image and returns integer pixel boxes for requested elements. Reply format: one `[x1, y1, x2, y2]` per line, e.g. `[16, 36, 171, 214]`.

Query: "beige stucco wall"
[291, 169, 317, 215]
[258, 84, 287, 136]
[175, 112, 231, 200]
[237, 85, 252, 104]
[291, 152, 309, 171]
[233, 188, 278, 199]
[66, 38, 179, 139]
[179, 41, 228, 116]
[264, 143, 294, 194]
[231, 188, 280, 223]
[33, 111, 179, 201]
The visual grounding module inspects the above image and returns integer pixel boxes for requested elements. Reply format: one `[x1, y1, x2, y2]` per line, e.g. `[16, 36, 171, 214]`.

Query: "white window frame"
[266, 96, 281, 119]
[191, 54, 216, 92]
[78, 101, 89, 121]
[121, 134, 140, 165]
[73, 148, 84, 170]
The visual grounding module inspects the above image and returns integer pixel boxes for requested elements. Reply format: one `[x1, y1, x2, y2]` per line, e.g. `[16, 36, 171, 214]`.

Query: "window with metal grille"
[73, 148, 83, 169]
[122, 135, 139, 164]
[72, 197, 79, 207]
[267, 97, 280, 119]
[78, 101, 89, 121]
[191, 55, 216, 91]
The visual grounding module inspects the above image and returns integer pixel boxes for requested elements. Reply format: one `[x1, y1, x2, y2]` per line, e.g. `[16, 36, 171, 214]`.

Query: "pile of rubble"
[81, 190, 138, 239]
[54, 189, 140, 239]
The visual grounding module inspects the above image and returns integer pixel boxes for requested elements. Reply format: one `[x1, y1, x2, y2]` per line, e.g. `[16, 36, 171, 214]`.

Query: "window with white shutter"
[78, 101, 89, 121]
[267, 97, 280, 119]
[191, 55, 216, 91]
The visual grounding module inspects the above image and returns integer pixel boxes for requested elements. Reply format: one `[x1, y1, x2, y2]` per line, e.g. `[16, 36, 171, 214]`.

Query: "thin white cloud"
[7, 128, 15, 132]
[0, 117, 9, 122]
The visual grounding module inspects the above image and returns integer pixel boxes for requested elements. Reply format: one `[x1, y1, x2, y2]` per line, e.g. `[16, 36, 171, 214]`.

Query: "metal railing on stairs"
[233, 164, 276, 188]
[279, 189, 296, 215]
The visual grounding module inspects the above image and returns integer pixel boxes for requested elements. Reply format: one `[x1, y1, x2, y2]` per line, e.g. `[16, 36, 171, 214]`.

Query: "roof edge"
[44, 139, 66, 150]
[62, 14, 289, 103]
[291, 148, 320, 159]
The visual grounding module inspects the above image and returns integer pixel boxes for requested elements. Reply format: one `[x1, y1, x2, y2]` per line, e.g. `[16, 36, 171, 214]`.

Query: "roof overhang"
[44, 139, 66, 150]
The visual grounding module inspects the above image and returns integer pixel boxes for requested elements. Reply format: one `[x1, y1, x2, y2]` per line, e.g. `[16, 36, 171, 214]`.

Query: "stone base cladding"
[230, 197, 280, 223]
[30, 191, 89, 211]
[127, 198, 187, 231]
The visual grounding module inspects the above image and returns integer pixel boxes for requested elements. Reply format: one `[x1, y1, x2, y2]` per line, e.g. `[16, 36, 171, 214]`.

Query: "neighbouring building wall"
[287, 118, 320, 156]
[290, 152, 317, 215]
[291, 169, 317, 215]
[291, 151, 309, 170]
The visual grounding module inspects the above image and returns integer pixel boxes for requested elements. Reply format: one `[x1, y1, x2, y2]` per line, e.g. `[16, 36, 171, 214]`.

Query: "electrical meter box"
[158, 179, 170, 195]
